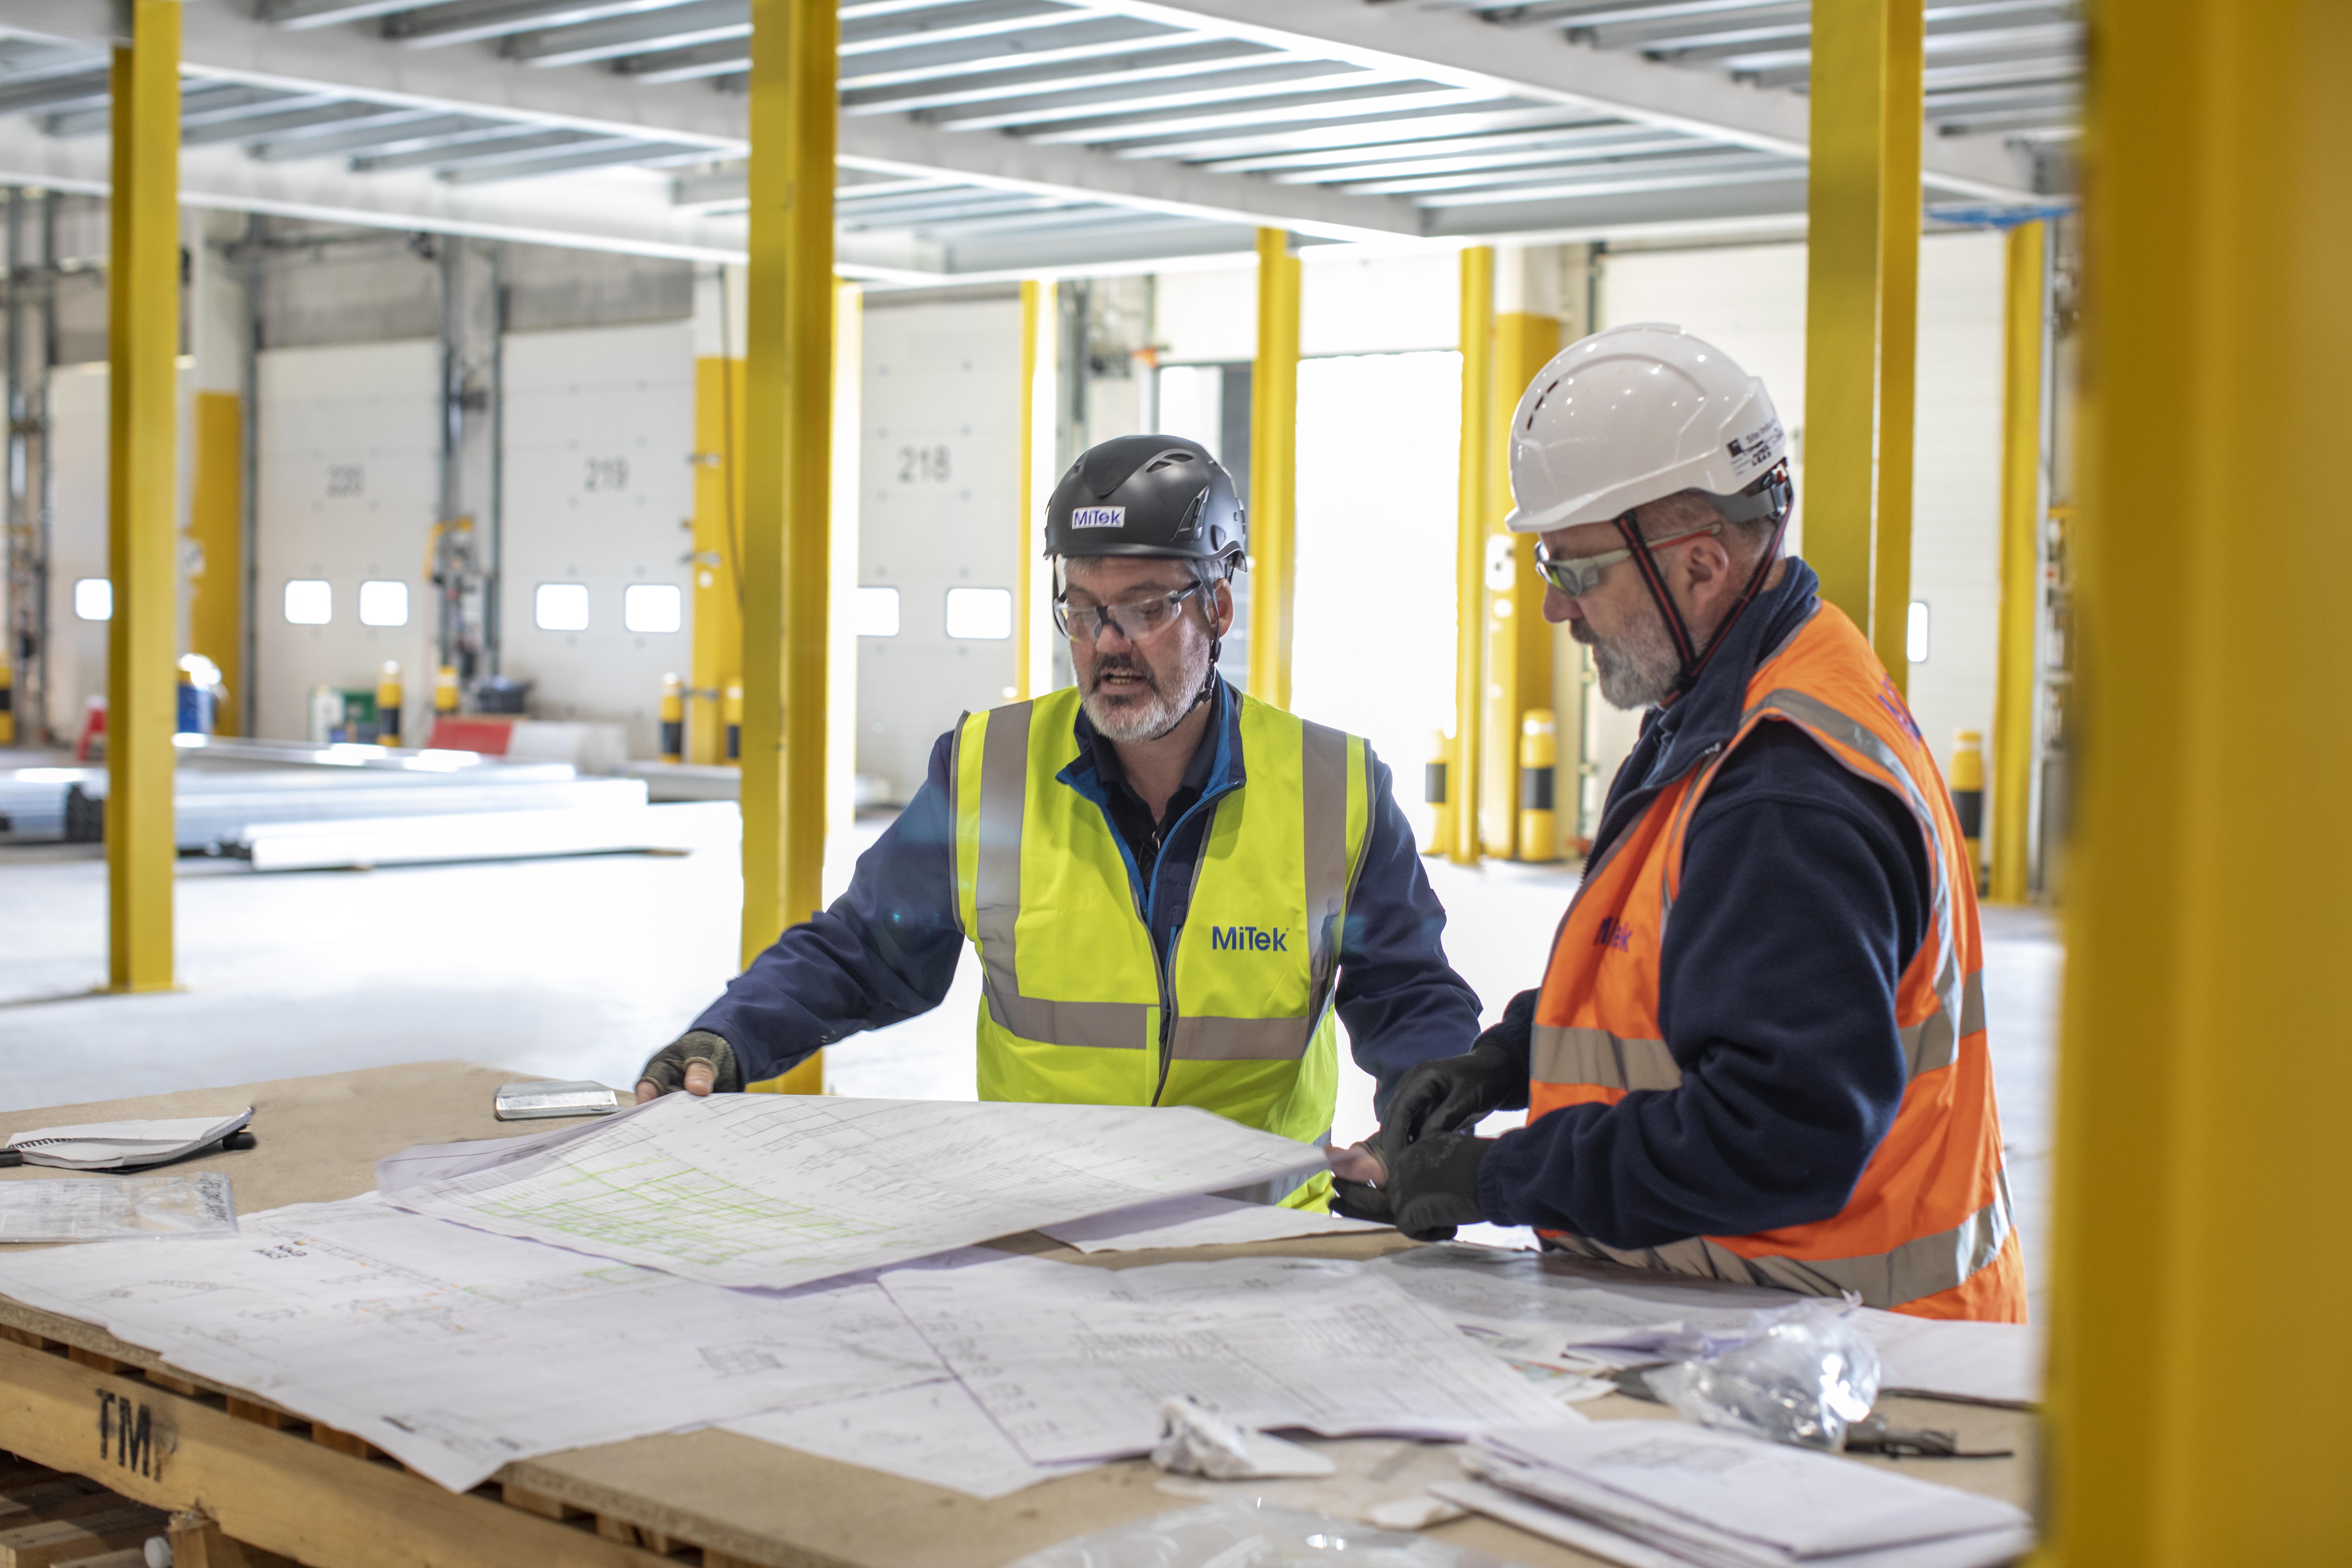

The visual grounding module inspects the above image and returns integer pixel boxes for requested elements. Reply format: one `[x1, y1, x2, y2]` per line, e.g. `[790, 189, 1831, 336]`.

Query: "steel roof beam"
[183, 100, 409, 147]
[839, 19, 1193, 89]
[260, 0, 470, 30]
[352, 124, 595, 171]
[887, 58, 1371, 127]
[386, 0, 711, 50]
[612, 40, 750, 82]
[1077, 0, 2037, 196]
[1016, 86, 1503, 147]
[0, 66, 111, 117]
[1203, 117, 1637, 173]
[1350, 146, 1785, 197]
[440, 137, 705, 180]
[841, 1, 1109, 58]
[248, 110, 495, 160]
[503, 0, 749, 67]
[842, 42, 1288, 116]
[1275, 131, 1708, 187]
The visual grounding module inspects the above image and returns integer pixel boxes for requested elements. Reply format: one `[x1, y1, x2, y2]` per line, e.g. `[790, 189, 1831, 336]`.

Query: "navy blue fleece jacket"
[691, 678, 1483, 1111]
[1476, 558, 1932, 1246]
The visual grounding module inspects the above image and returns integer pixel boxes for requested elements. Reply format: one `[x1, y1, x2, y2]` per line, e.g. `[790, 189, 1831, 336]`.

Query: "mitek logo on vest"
[1591, 915, 1633, 954]
[1211, 925, 1289, 953]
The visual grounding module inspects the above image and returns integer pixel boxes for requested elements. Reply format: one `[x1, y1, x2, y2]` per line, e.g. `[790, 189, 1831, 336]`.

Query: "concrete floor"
[0, 811, 2058, 1319]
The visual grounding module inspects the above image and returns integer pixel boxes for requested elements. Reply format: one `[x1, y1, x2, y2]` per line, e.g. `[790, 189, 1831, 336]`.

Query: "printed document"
[377, 1093, 1327, 1290]
[726, 1379, 1094, 1500]
[879, 1252, 1576, 1466]
[1038, 1192, 1391, 1253]
[0, 1196, 945, 1490]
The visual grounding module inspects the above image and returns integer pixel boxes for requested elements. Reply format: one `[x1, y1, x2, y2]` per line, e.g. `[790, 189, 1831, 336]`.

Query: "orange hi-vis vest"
[1529, 601, 2025, 1322]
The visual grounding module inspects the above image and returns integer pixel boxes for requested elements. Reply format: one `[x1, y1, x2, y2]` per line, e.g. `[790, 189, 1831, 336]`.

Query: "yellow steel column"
[690, 331, 744, 768]
[1868, 0, 1921, 690]
[1803, 0, 1917, 636]
[105, 0, 180, 994]
[1450, 246, 1491, 865]
[1481, 304, 1560, 859]
[1247, 227, 1299, 709]
[740, 0, 834, 1094]
[184, 392, 241, 735]
[1988, 220, 2044, 905]
[1014, 279, 1042, 700]
[2044, 4, 2351, 1563]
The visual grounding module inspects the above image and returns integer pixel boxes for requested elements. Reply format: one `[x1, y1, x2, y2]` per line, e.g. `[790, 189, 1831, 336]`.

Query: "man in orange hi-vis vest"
[1332, 324, 2025, 1322]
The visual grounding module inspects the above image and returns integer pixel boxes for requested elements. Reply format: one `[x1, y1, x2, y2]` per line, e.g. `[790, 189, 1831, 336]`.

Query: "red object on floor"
[75, 696, 107, 761]
[425, 716, 516, 754]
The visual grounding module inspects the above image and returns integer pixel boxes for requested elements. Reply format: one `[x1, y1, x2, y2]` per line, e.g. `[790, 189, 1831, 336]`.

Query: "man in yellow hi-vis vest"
[638, 435, 1482, 1207]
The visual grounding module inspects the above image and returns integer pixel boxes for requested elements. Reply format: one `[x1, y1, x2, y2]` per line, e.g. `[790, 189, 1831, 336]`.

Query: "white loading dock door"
[42, 364, 112, 741]
[498, 322, 695, 761]
[858, 298, 1022, 804]
[253, 341, 440, 742]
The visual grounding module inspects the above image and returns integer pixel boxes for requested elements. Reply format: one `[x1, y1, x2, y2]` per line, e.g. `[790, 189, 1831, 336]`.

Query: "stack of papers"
[877, 1252, 1577, 1466]
[1437, 1423, 2034, 1568]
[376, 1093, 1330, 1290]
[6, 1109, 253, 1170]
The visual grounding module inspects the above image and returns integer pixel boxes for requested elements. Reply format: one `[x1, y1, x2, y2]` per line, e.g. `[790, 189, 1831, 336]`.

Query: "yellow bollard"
[1423, 728, 1451, 857]
[376, 661, 402, 746]
[1517, 709, 1560, 864]
[433, 664, 461, 717]
[723, 680, 743, 765]
[1949, 729, 1985, 892]
[0, 654, 14, 746]
[659, 672, 685, 764]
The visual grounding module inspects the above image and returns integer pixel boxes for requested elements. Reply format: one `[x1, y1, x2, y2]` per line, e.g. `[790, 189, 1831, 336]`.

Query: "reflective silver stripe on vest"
[1679, 686, 1973, 1085]
[1531, 1024, 1682, 1092]
[971, 701, 1153, 1052]
[1544, 1169, 2014, 1310]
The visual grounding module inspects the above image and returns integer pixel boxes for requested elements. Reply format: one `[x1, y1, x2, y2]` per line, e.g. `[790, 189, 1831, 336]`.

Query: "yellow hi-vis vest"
[950, 687, 1374, 1206]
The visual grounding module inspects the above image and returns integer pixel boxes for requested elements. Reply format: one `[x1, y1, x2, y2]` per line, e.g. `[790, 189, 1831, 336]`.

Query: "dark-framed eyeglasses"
[1054, 583, 1207, 644]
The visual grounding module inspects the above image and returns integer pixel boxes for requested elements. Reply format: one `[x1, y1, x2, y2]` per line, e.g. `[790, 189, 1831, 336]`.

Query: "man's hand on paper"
[635, 1031, 743, 1103]
[1384, 1038, 1524, 1143]
[1331, 1131, 1492, 1242]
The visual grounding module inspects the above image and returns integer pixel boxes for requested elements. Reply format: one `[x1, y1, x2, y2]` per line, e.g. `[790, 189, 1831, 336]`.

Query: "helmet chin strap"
[1610, 502, 1791, 700]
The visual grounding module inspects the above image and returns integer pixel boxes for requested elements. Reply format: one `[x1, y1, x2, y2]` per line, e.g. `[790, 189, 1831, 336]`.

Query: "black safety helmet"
[1042, 434, 1246, 570]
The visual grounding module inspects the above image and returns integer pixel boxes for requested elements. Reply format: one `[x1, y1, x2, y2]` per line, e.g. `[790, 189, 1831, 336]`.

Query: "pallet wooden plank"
[0, 1338, 682, 1568]
[0, 1505, 166, 1568]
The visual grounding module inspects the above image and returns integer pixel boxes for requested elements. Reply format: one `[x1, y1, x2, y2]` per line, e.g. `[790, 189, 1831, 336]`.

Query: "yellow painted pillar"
[1803, 0, 1921, 651]
[1450, 246, 1491, 866]
[1988, 220, 2045, 905]
[1247, 227, 1299, 710]
[184, 392, 241, 736]
[1481, 307, 1561, 859]
[690, 346, 744, 768]
[739, 0, 834, 1094]
[1869, 0, 1921, 690]
[2043, 4, 2352, 1563]
[105, 0, 180, 994]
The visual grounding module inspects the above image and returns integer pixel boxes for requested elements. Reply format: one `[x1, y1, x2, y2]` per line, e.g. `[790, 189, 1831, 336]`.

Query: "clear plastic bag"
[1001, 1502, 1522, 1568]
[1644, 1296, 1881, 1451]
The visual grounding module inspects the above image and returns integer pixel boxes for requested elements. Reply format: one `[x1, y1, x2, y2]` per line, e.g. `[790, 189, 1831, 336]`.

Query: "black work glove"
[1330, 1132, 1492, 1243]
[635, 1031, 742, 1100]
[1384, 1038, 1525, 1147]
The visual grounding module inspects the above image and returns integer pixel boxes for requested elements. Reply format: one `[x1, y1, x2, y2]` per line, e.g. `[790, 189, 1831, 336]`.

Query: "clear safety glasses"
[1534, 521, 1723, 597]
[1053, 582, 1206, 644]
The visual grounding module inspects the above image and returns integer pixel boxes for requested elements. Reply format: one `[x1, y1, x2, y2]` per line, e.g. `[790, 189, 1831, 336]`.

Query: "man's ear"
[1210, 577, 1236, 639]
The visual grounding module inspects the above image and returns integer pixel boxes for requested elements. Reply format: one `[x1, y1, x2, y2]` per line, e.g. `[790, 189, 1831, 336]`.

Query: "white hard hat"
[1504, 323, 1788, 535]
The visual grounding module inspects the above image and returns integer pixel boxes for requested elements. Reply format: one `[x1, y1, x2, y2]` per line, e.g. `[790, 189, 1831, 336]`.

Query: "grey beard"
[1082, 639, 1211, 742]
[1576, 611, 1683, 711]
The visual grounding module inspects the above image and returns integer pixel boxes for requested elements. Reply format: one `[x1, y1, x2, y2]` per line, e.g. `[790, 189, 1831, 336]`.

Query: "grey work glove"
[1330, 1131, 1492, 1243]
[635, 1031, 742, 1102]
[1384, 1038, 1525, 1147]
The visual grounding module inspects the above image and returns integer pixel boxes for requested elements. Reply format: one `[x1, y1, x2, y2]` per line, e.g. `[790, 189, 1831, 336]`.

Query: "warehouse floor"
[0, 813, 2058, 1319]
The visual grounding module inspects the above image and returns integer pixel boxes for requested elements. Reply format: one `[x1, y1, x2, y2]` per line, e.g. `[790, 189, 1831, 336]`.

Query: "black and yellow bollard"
[660, 673, 685, 764]
[1517, 709, 1560, 863]
[1951, 729, 1986, 892]
[434, 664, 461, 720]
[1422, 729, 1450, 856]
[723, 680, 743, 764]
[0, 654, 14, 746]
[376, 661, 402, 746]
